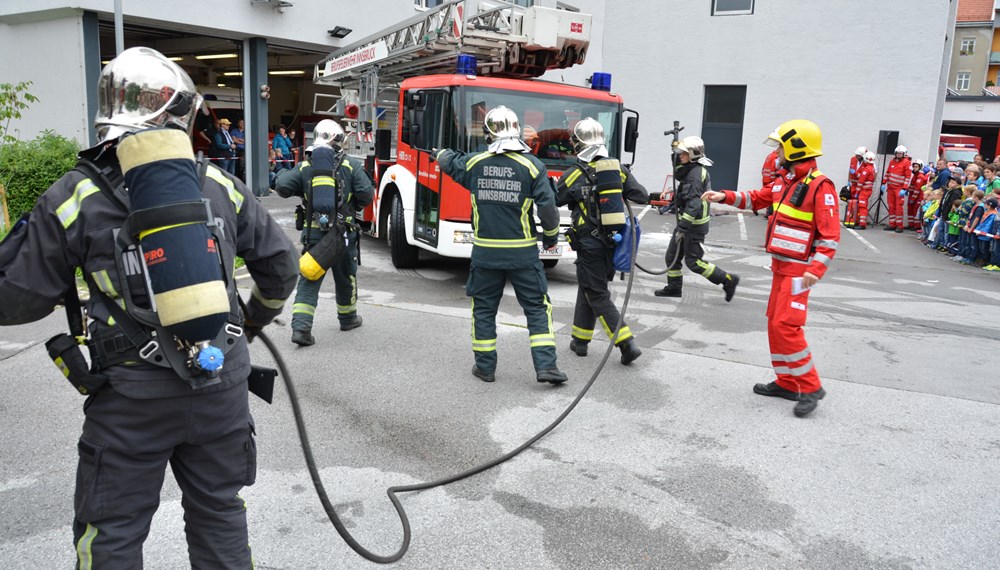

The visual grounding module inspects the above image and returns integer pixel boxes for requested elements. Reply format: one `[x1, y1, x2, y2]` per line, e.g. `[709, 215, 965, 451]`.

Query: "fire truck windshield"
[458, 86, 620, 169]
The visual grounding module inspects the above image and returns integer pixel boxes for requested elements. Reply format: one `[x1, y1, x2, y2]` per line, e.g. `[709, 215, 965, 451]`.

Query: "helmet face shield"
[95, 47, 202, 143]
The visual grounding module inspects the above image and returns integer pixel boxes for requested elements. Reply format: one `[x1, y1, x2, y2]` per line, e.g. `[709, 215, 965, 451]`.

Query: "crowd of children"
[915, 161, 1000, 271]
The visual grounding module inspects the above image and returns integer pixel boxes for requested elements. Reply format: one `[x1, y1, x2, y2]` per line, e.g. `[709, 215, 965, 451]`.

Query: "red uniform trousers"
[906, 190, 923, 229]
[887, 185, 907, 228]
[855, 188, 872, 228]
[766, 271, 822, 394]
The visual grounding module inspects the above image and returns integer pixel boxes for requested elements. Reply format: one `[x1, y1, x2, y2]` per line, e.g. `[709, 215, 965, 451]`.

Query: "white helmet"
[854, 146, 868, 156]
[763, 127, 781, 148]
[313, 119, 346, 149]
[894, 145, 907, 155]
[95, 47, 202, 143]
[863, 151, 876, 164]
[911, 158, 924, 168]
[571, 117, 608, 162]
[675, 135, 713, 166]
[483, 105, 530, 153]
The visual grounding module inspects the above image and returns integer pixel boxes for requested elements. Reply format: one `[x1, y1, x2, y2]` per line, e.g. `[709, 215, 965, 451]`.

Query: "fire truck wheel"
[389, 194, 420, 269]
[542, 259, 559, 269]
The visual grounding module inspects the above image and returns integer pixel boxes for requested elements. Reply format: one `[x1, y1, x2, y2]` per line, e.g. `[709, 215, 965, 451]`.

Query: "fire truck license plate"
[539, 246, 562, 257]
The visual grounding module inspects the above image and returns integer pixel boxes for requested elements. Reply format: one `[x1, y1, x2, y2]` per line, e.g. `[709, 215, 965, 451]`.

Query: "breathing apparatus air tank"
[117, 128, 230, 372]
[592, 158, 626, 232]
[299, 145, 347, 281]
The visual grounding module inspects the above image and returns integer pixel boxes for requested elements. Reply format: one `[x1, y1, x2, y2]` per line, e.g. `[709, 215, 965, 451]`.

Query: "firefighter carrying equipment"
[299, 145, 353, 281]
[594, 158, 627, 232]
[73, 130, 244, 390]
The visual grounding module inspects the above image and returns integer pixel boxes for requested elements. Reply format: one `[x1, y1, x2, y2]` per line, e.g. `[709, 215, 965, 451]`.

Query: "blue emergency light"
[591, 72, 612, 91]
[457, 54, 477, 76]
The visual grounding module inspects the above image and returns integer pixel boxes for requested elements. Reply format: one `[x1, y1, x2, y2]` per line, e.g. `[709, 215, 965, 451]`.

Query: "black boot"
[472, 365, 495, 383]
[656, 275, 682, 298]
[340, 316, 363, 331]
[569, 339, 589, 357]
[793, 390, 825, 417]
[618, 339, 642, 365]
[291, 329, 315, 346]
[722, 273, 740, 302]
[536, 368, 568, 384]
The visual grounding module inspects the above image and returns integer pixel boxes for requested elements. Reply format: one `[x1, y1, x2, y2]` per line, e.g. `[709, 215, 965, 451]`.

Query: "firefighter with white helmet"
[654, 135, 740, 302]
[0, 46, 298, 565]
[274, 118, 374, 346]
[556, 117, 648, 365]
[432, 106, 568, 385]
[882, 144, 912, 231]
[848, 146, 868, 190]
[905, 158, 929, 230]
[847, 150, 878, 229]
[703, 119, 840, 417]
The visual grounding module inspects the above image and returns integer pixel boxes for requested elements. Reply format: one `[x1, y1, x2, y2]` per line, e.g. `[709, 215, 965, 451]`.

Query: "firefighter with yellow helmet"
[654, 135, 740, 302]
[0, 47, 297, 565]
[703, 119, 841, 417]
[556, 117, 647, 364]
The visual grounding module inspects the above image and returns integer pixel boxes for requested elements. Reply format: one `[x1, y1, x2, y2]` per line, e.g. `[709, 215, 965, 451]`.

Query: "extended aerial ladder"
[313, 0, 591, 155]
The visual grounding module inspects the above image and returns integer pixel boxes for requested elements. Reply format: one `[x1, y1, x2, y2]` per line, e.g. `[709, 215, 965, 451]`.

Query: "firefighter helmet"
[313, 119, 346, 149]
[894, 145, 907, 155]
[855, 146, 868, 156]
[95, 46, 202, 143]
[775, 119, 823, 161]
[863, 151, 876, 164]
[675, 135, 713, 166]
[763, 127, 781, 148]
[911, 158, 924, 168]
[483, 105, 530, 153]
[571, 117, 609, 162]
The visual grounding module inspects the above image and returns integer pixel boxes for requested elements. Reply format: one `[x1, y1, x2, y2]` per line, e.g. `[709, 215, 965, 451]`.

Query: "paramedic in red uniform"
[905, 159, 928, 230]
[848, 151, 877, 229]
[758, 128, 782, 216]
[882, 145, 911, 231]
[702, 119, 840, 417]
[847, 146, 866, 190]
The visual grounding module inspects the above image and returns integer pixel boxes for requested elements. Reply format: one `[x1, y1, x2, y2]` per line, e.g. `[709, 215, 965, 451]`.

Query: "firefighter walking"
[654, 136, 740, 302]
[882, 145, 911, 231]
[703, 119, 840, 417]
[433, 106, 567, 384]
[275, 119, 374, 346]
[0, 47, 297, 566]
[556, 117, 647, 365]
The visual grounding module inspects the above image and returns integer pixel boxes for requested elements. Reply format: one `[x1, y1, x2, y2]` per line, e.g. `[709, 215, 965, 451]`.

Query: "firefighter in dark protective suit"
[654, 136, 740, 301]
[433, 105, 568, 384]
[275, 119, 374, 346]
[556, 117, 647, 365]
[0, 47, 297, 567]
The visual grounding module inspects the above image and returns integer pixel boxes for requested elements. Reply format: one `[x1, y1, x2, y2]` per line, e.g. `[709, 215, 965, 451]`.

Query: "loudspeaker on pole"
[877, 130, 900, 155]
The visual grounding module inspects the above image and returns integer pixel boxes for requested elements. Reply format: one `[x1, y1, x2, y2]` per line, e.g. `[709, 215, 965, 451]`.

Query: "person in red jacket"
[904, 159, 928, 231]
[882, 145, 912, 230]
[848, 146, 867, 189]
[848, 151, 877, 229]
[758, 128, 782, 216]
[703, 119, 840, 417]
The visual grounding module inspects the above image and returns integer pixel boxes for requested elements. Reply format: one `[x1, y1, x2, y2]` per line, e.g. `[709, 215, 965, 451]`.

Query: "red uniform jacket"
[724, 159, 841, 278]
[761, 150, 781, 186]
[848, 155, 861, 187]
[882, 157, 912, 189]
[854, 162, 876, 196]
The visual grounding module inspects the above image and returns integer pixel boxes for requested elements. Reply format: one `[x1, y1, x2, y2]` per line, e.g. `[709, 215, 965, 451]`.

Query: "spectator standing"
[967, 164, 986, 192]
[974, 197, 999, 265]
[271, 124, 293, 171]
[230, 118, 246, 181]
[288, 128, 299, 163]
[213, 118, 238, 176]
[931, 159, 952, 190]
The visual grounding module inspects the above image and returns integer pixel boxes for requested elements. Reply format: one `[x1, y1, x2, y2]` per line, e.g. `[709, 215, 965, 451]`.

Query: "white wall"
[0, 12, 90, 144]
[603, 0, 955, 190]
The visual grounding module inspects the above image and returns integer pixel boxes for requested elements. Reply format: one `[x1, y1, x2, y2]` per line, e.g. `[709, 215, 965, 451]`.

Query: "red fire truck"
[313, 0, 638, 268]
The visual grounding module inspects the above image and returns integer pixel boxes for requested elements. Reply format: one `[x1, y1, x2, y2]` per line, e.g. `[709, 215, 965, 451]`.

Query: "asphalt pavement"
[1, 193, 998, 569]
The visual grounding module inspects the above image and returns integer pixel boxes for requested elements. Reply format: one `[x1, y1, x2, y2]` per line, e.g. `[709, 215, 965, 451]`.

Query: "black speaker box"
[877, 130, 900, 155]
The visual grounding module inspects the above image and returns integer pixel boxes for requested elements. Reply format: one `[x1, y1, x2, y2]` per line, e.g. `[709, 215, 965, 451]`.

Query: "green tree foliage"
[0, 131, 81, 219]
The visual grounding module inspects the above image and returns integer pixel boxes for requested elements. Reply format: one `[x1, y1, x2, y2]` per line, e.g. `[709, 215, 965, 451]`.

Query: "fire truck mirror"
[624, 116, 639, 153]
[409, 122, 424, 150]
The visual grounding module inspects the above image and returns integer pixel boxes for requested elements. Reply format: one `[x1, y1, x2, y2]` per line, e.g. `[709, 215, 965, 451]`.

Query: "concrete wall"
[0, 11, 91, 144]
[603, 0, 956, 191]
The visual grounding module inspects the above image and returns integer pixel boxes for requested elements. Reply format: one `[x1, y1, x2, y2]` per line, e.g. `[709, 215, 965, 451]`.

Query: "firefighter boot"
[654, 275, 683, 298]
[536, 368, 569, 384]
[793, 388, 826, 418]
[340, 316, 363, 331]
[618, 339, 642, 365]
[569, 338, 589, 357]
[722, 273, 740, 302]
[472, 366, 496, 383]
[291, 329, 315, 347]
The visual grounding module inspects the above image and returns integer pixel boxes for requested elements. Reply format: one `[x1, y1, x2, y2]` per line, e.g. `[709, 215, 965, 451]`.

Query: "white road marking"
[636, 204, 652, 222]
[737, 213, 747, 241]
[0, 341, 31, 351]
[847, 228, 881, 253]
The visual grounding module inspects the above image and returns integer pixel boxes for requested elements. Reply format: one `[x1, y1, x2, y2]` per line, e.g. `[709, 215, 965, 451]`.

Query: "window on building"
[957, 72, 971, 91]
[712, 0, 754, 15]
[960, 38, 975, 55]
